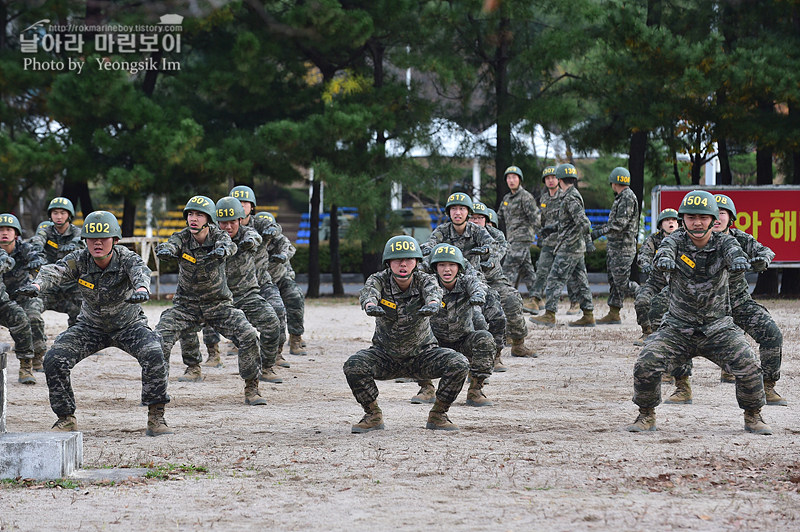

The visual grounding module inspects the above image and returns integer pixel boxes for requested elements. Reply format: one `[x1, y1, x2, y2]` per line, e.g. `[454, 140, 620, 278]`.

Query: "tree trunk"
[121, 196, 136, 237]
[717, 138, 732, 184]
[629, 131, 646, 206]
[493, 16, 511, 210]
[307, 179, 321, 298]
[690, 155, 702, 185]
[61, 181, 93, 217]
[361, 215, 384, 279]
[330, 203, 344, 296]
[780, 269, 800, 297]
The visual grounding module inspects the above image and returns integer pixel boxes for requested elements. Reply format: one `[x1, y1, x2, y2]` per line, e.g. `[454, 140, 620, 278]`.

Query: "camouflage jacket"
[728, 227, 775, 307]
[638, 230, 667, 269]
[360, 269, 443, 359]
[244, 215, 282, 286]
[422, 221, 495, 271]
[29, 223, 84, 264]
[593, 187, 638, 248]
[483, 225, 509, 282]
[225, 225, 263, 301]
[160, 225, 237, 306]
[34, 246, 151, 329]
[655, 229, 748, 332]
[0, 248, 14, 303]
[267, 232, 296, 283]
[537, 188, 562, 247]
[497, 186, 541, 242]
[429, 274, 486, 344]
[554, 185, 591, 254]
[3, 238, 40, 296]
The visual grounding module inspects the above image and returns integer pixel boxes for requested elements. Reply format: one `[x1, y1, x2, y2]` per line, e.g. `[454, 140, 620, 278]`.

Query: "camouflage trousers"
[531, 245, 580, 303]
[277, 276, 305, 336]
[472, 289, 506, 350]
[179, 292, 281, 369]
[502, 241, 537, 294]
[486, 276, 527, 340]
[43, 321, 169, 417]
[606, 246, 638, 309]
[0, 299, 34, 359]
[633, 320, 765, 410]
[156, 300, 260, 381]
[634, 283, 669, 330]
[543, 252, 593, 313]
[343, 344, 469, 405]
[14, 296, 47, 354]
[262, 282, 287, 349]
[40, 283, 81, 327]
[440, 331, 495, 381]
[672, 299, 783, 382]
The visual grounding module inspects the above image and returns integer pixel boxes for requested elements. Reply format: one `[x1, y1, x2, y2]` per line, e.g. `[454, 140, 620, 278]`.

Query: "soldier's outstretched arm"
[123, 251, 153, 293]
[420, 271, 444, 307]
[215, 228, 238, 257]
[359, 273, 384, 310]
[420, 226, 445, 256]
[722, 236, 749, 270]
[32, 257, 79, 292]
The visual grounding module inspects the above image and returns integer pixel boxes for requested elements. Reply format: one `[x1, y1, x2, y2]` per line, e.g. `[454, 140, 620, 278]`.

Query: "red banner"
[653, 186, 800, 264]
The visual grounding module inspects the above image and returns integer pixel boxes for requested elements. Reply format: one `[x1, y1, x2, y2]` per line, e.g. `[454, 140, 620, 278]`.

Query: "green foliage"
[293, 241, 364, 274]
[145, 463, 209, 481]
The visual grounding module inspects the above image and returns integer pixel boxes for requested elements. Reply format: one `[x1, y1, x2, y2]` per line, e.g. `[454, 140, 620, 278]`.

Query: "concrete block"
[0, 347, 7, 433]
[0, 432, 83, 479]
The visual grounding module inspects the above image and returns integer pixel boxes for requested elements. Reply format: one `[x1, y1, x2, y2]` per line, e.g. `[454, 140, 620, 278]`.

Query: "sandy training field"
[2, 298, 799, 530]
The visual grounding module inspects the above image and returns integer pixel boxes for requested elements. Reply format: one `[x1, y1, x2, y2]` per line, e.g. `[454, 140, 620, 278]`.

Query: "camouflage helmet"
[656, 208, 679, 229]
[47, 197, 75, 219]
[555, 163, 579, 181]
[713, 194, 736, 218]
[0, 213, 22, 236]
[541, 165, 557, 182]
[608, 167, 631, 185]
[36, 220, 54, 233]
[471, 201, 490, 220]
[445, 192, 473, 216]
[486, 208, 499, 227]
[429, 243, 465, 272]
[504, 165, 523, 181]
[255, 211, 276, 224]
[230, 185, 257, 208]
[81, 210, 122, 239]
[215, 196, 246, 222]
[183, 195, 216, 223]
[678, 190, 719, 220]
[382, 235, 422, 264]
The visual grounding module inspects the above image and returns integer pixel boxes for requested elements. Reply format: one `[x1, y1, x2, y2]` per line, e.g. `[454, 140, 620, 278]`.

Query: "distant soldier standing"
[626, 190, 772, 435]
[531, 164, 595, 327]
[0, 213, 45, 383]
[155, 195, 265, 406]
[29, 197, 84, 327]
[497, 166, 541, 308]
[23, 211, 172, 436]
[343, 236, 469, 433]
[590, 167, 640, 324]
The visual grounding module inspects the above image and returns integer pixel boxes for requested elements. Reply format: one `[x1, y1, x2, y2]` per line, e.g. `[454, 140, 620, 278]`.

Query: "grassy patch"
[144, 463, 209, 481]
[1, 478, 81, 489]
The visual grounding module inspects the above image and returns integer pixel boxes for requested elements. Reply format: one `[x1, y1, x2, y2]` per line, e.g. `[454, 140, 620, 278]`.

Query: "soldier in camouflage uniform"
[22, 211, 172, 436]
[479, 208, 509, 372]
[590, 168, 640, 324]
[531, 166, 583, 315]
[0, 214, 45, 384]
[633, 209, 679, 345]
[663, 194, 786, 407]
[29, 197, 84, 327]
[497, 166, 541, 307]
[531, 164, 595, 327]
[155, 195, 265, 406]
[626, 190, 772, 435]
[179, 197, 282, 385]
[343, 235, 470, 433]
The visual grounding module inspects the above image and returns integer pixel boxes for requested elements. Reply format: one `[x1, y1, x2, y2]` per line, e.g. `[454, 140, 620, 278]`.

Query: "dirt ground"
[1, 297, 799, 531]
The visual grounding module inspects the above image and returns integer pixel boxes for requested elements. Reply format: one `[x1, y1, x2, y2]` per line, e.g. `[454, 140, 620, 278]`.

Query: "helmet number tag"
[680, 254, 696, 268]
[85, 222, 110, 234]
[683, 196, 708, 207]
[390, 240, 416, 252]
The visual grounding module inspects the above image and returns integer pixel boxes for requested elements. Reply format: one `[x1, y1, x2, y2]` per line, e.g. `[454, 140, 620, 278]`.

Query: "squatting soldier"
[663, 194, 787, 407]
[590, 167, 639, 324]
[0, 243, 36, 385]
[179, 197, 282, 385]
[23, 211, 172, 436]
[343, 235, 470, 433]
[427, 244, 496, 407]
[531, 164, 595, 327]
[0, 214, 45, 383]
[480, 208, 509, 372]
[29, 197, 84, 327]
[626, 190, 772, 435]
[633, 208, 679, 345]
[530, 165, 583, 316]
[497, 166, 541, 308]
[155, 195, 265, 406]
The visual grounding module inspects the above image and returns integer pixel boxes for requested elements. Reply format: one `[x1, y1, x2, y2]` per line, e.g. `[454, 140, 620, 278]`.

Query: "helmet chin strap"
[188, 221, 209, 234]
[392, 271, 414, 280]
[688, 226, 712, 239]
